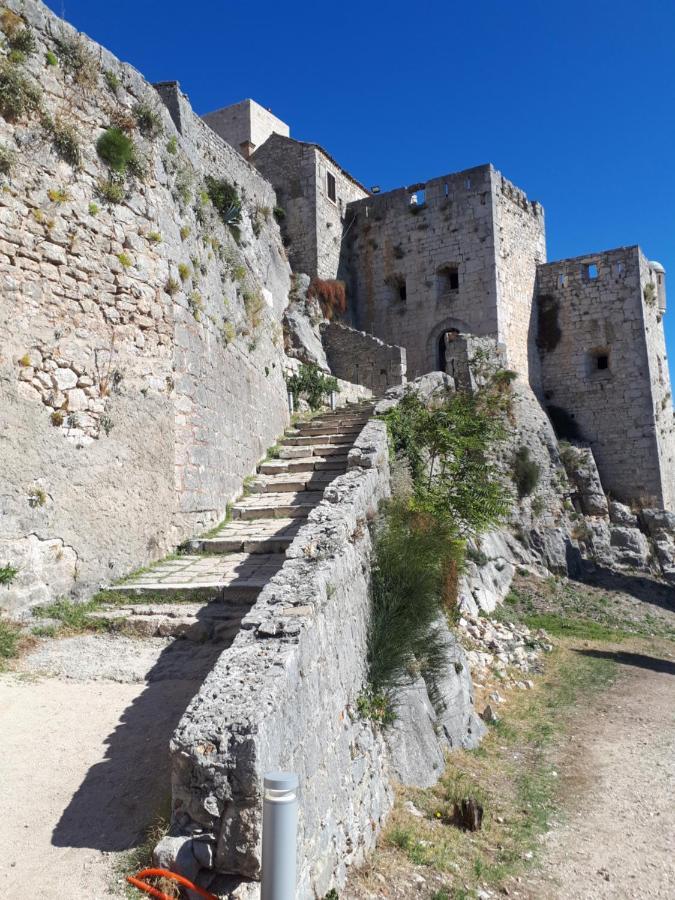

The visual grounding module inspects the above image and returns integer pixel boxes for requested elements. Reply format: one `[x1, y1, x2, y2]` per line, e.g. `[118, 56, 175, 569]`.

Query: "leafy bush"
[286, 363, 339, 411]
[47, 187, 70, 203]
[45, 50, 58, 66]
[512, 446, 540, 498]
[273, 205, 285, 222]
[0, 62, 41, 121]
[166, 135, 177, 154]
[88, 201, 99, 215]
[133, 101, 162, 138]
[384, 387, 510, 537]
[204, 175, 241, 229]
[308, 277, 347, 320]
[117, 252, 132, 268]
[147, 231, 162, 244]
[164, 276, 180, 296]
[0, 617, 21, 668]
[177, 262, 190, 281]
[1, 9, 35, 56]
[96, 126, 134, 172]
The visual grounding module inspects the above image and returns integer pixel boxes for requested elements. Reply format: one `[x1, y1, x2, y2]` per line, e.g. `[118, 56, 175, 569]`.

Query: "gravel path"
[524, 644, 675, 899]
[0, 633, 223, 899]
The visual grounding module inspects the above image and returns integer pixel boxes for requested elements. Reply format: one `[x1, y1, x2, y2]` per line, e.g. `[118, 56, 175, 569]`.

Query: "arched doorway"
[438, 329, 460, 372]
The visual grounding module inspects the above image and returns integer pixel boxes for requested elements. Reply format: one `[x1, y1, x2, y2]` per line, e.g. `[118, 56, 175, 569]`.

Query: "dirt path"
[524, 644, 675, 899]
[0, 634, 220, 899]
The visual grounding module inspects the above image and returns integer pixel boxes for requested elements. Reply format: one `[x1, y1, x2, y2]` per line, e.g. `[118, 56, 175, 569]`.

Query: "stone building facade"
[201, 98, 289, 160]
[342, 165, 545, 381]
[251, 133, 368, 280]
[537, 247, 675, 508]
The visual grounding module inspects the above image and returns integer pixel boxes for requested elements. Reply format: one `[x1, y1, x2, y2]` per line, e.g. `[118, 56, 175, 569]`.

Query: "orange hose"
[126, 867, 219, 900]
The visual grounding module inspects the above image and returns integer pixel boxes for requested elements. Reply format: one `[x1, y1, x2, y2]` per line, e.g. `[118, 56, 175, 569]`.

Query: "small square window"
[326, 172, 336, 203]
[596, 354, 609, 370]
[585, 263, 599, 280]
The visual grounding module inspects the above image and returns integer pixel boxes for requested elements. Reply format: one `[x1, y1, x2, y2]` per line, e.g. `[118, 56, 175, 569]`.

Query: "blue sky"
[46, 0, 675, 362]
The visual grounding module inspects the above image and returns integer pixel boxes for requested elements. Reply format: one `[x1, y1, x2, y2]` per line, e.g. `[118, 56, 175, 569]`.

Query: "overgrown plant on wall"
[308, 277, 347, 320]
[364, 378, 512, 721]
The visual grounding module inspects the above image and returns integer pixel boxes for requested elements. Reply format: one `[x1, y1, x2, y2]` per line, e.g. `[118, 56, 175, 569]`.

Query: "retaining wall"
[321, 321, 407, 394]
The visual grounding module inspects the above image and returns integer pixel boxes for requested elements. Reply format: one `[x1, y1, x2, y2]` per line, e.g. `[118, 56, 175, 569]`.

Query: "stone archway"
[426, 318, 472, 373]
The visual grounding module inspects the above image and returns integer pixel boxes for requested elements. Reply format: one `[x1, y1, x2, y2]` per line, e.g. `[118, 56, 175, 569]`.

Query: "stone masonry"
[1, 1, 292, 614]
[537, 247, 675, 508]
[321, 320, 407, 394]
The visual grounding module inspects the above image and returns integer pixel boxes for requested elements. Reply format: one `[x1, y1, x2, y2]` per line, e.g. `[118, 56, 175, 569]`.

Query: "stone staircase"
[94, 402, 374, 640]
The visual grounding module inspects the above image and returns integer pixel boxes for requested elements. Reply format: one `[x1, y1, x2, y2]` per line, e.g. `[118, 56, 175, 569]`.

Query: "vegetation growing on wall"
[204, 175, 242, 237]
[0, 61, 41, 120]
[308, 277, 347, 320]
[286, 363, 339, 411]
[364, 379, 512, 720]
[512, 446, 540, 498]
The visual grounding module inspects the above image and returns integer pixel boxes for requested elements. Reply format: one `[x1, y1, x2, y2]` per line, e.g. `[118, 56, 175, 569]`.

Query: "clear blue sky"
[46, 0, 675, 362]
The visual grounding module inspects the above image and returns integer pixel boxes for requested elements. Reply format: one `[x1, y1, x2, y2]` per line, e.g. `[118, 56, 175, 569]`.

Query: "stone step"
[281, 433, 357, 447]
[89, 600, 252, 641]
[291, 423, 363, 437]
[278, 444, 351, 459]
[231, 492, 323, 520]
[114, 552, 285, 599]
[247, 472, 334, 494]
[259, 455, 347, 475]
[192, 518, 304, 554]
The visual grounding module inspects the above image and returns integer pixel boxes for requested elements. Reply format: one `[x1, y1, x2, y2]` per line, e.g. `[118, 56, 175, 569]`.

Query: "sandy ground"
[0, 634, 223, 899]
[524, 645, 675, 899]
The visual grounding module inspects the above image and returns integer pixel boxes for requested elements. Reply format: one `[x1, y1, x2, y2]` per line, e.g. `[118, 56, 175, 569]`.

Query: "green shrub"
[188, 290, 203, 320]
[0, 563, 18, 586]
[243, 290, 264, 330]
[177, 262, 190, 281]
[220, 320, 236, 346]
[0, 62, 41, 121]
[179, 224, 190, 240]
[133, 101, 162, 138]
[147, 231, 162, 244]
[96, 175, 125, 204]
[96, 126, 134, 172]
[28, 486, 47, 508]
[286, 363, 339, 411]
[47, 187, 70, 203]
[166, 135, 177, 154]
[45, 50, 58, 66]
[0, 143, 15, 174]
[273, 205, 285, 222]
[117, 252, 132, 268]
[512, 446, 540, 498]
[204, 175, 241, 229]
[88, 201, 99, 215]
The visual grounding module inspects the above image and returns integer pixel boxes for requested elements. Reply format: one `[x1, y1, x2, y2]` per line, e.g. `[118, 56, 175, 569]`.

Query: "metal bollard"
[261, 772, 299, 900]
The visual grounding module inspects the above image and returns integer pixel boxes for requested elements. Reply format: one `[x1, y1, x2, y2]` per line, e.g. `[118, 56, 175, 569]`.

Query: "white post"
[287, 390, 294, 414]
[330, 390, 336, 411]
[261, 772, 299, 900]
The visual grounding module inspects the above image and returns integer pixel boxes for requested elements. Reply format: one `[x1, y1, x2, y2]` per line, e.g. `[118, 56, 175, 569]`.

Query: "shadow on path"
[52, 599, 252, 852]
[573, 563, 675, 613]
[574, 647, 675, 676]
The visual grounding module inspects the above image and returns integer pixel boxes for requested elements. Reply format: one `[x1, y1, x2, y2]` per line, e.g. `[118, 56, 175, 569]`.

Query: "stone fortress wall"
[537, 247, 675, 508]
[321, 321, 407, 394]
[0, 0, 292, 614]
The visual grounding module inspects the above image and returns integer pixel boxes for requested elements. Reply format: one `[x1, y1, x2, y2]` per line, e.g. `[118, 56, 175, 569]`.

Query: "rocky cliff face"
[0, 0, 293, 614]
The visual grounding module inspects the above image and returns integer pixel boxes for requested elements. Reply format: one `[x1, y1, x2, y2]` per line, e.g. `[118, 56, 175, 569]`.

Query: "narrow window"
[386, 274, 407, 304]
[465, 177, 472, 189]
[437, 264, 459, 297]
[444, 182, 449, 197]
[596, 354, 608, 370]
[398, 279, 407, 302]
[585, 262, 599, 280]
[614, 262, 625, 277]
[558, 273, 567, 288]
[326, 171, 336, 203]
[588, 347, 610, 375]
[417, 188, 426, 205]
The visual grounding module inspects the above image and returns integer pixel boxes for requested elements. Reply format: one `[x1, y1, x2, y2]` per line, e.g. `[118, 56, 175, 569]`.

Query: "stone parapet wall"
[321, 321, 407, 394]
[165, 420, 394, 897]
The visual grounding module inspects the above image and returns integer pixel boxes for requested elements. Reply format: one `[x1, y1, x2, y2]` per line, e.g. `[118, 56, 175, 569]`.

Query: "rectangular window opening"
[585, 262, 599, 280]
[596, 354, 609, 370]
[326, 171, 336, 203]
[558, 273, 567, 288]
[437, 264, 459, 296]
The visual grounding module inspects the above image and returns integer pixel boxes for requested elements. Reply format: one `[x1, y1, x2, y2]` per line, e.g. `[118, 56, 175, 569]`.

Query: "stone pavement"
[106, 403, 374, 635]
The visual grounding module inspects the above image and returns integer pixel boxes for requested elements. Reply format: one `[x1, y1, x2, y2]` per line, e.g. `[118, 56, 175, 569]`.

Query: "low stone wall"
[321, 321, 406, 395]
[163, 420, 394, 897]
